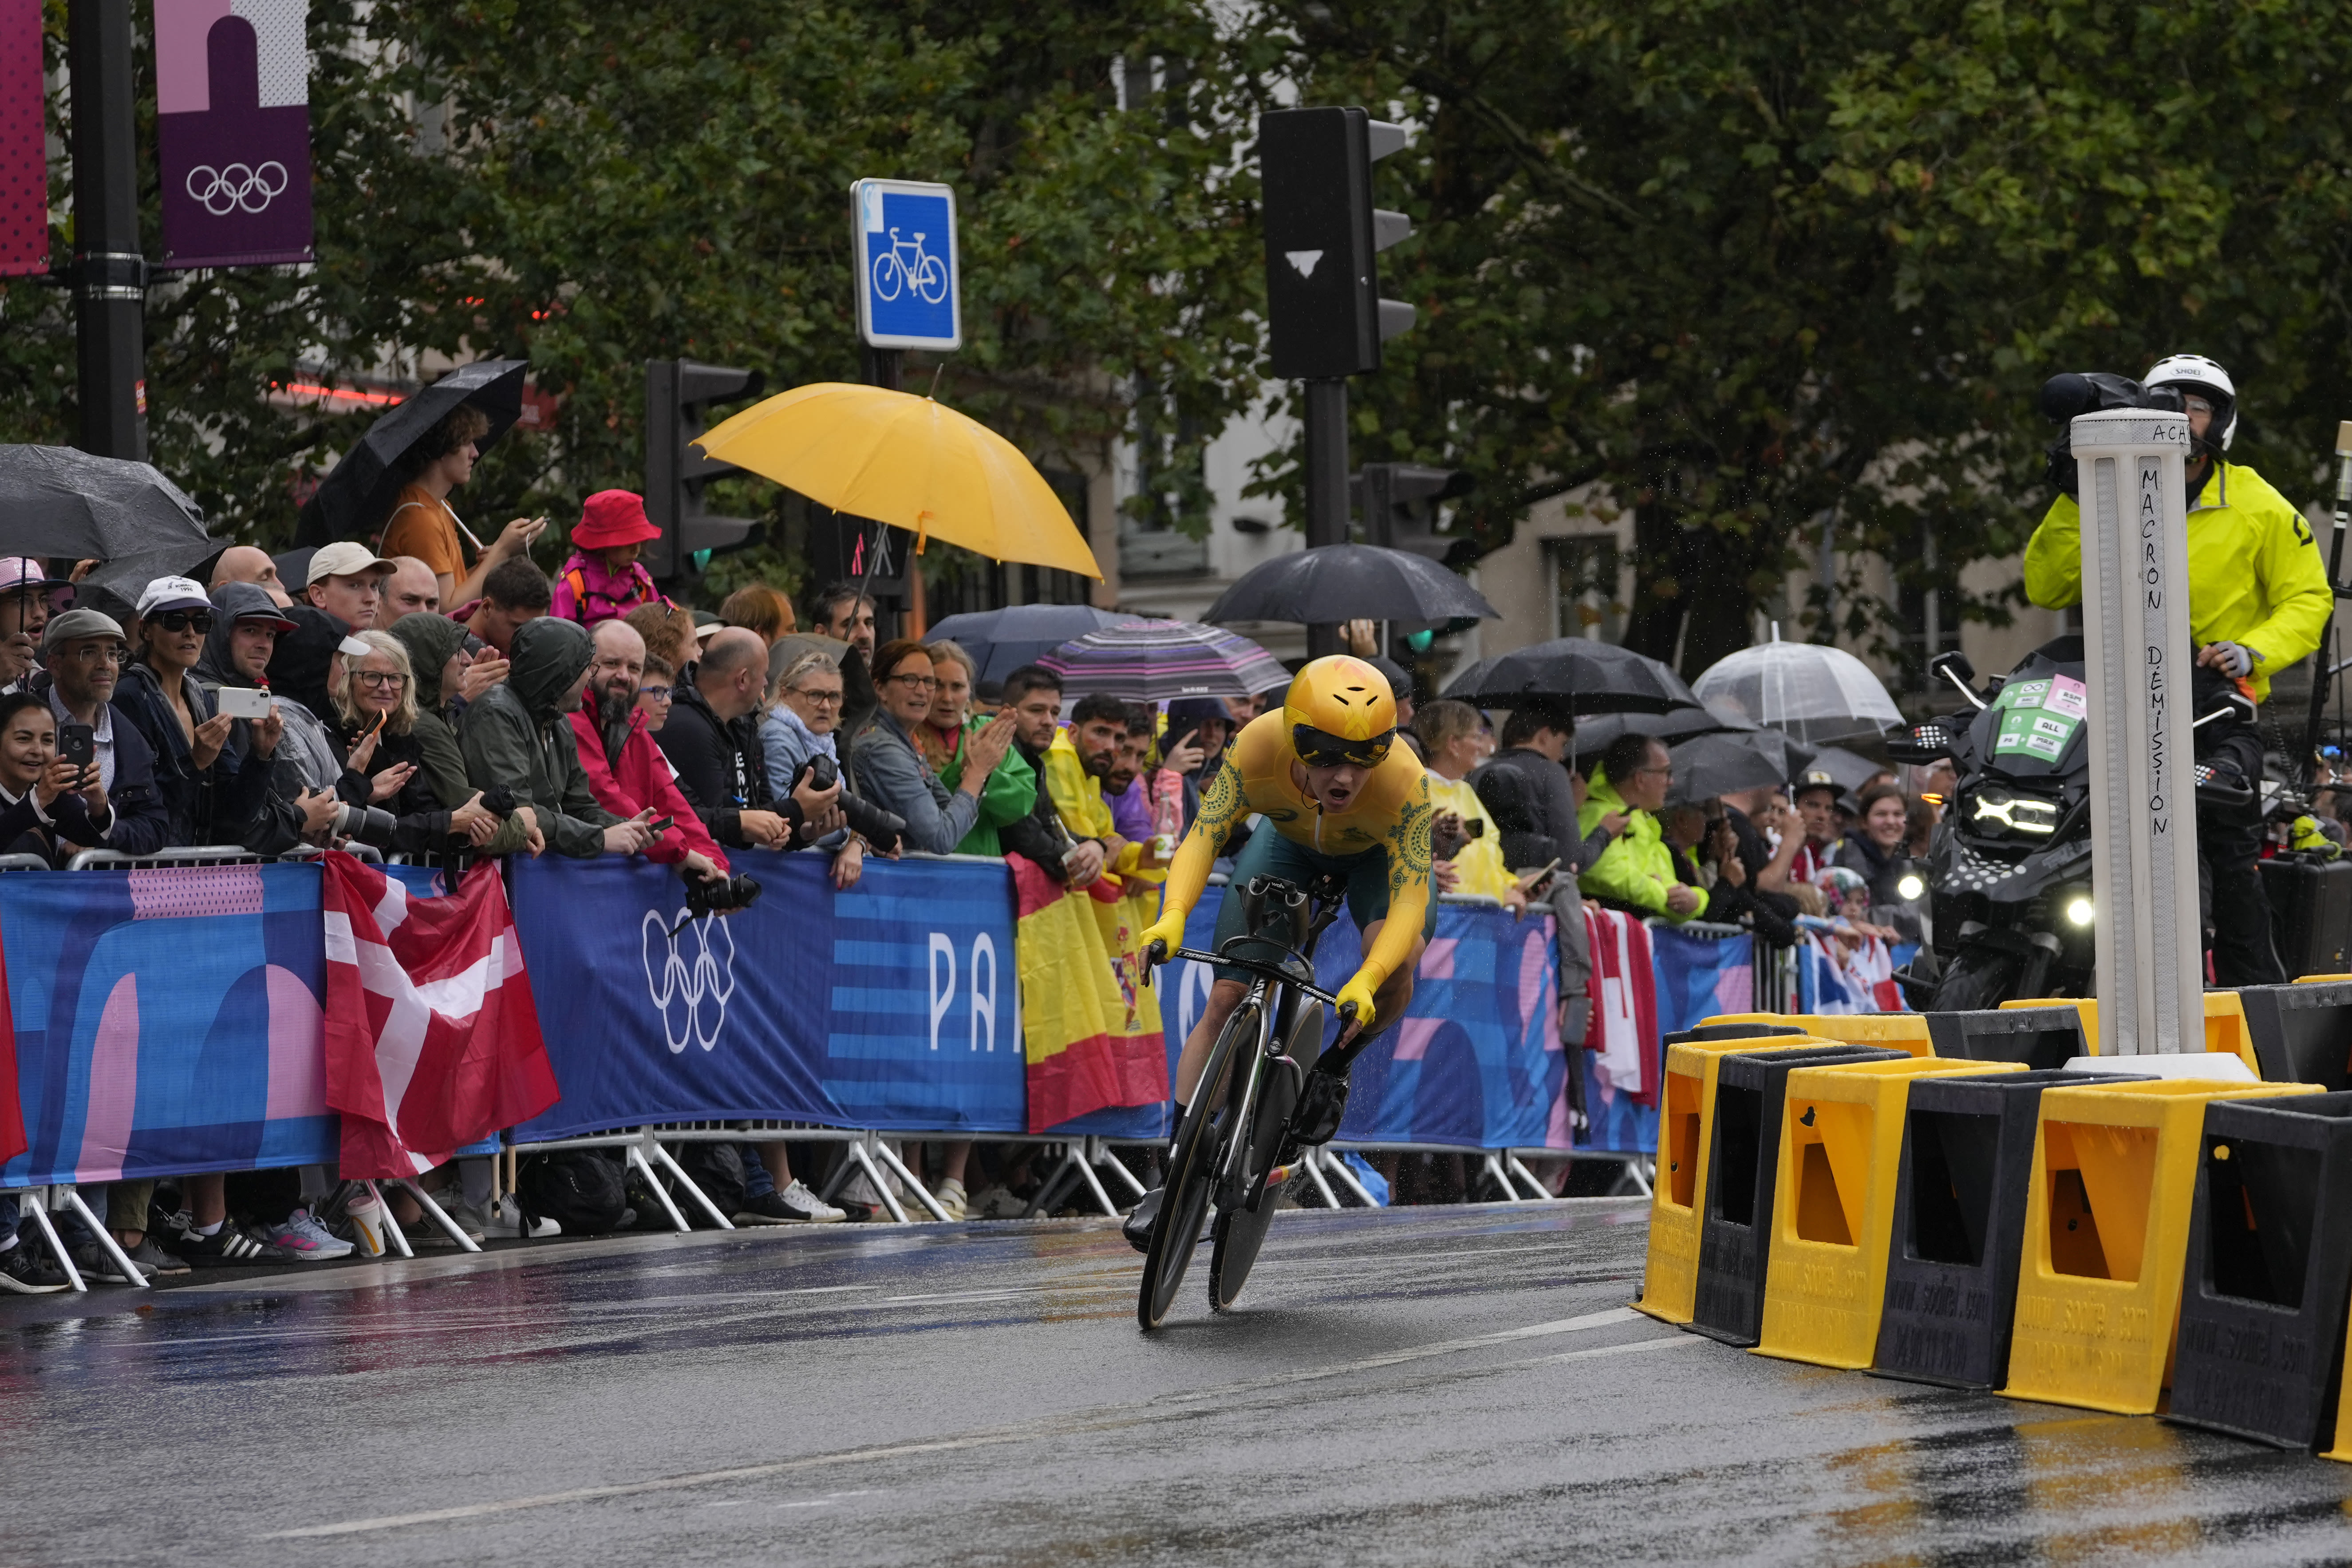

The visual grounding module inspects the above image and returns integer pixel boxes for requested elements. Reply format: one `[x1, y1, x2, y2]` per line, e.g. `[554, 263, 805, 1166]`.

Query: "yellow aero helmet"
[1284, 656, 1398, 768]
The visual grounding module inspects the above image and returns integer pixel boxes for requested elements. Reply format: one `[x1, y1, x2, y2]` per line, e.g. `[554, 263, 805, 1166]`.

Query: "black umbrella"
[1444, 637, 1702, 715]
[927, 604, 1138, 684]
[0, 446, 216, 599]
[1570, 705, 1754, 755]
[1202, 543, 1496, 628]
[1667, 730, 1820, 804]
[295, 359, 529, 546]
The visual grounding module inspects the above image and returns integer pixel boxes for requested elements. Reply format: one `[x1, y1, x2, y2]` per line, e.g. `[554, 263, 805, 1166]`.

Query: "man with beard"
[568, 619, 726, 879]
[458, 617, 657, 858]
[1042, 691, 1168, 889]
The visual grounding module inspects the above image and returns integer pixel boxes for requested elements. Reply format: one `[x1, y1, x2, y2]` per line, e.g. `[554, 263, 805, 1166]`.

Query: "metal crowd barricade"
[6, 843, 454, 1292]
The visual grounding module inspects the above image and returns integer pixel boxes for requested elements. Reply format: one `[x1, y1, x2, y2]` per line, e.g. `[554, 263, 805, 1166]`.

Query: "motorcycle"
[1890, 636, 2257, 1010]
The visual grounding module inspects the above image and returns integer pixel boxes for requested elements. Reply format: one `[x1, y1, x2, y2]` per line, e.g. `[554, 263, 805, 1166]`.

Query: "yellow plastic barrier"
[2002, 1078, 2321, 1415]
[1703, 1012, 1933, 1058]
[1752, 1058, 2023, 1369]
[1636, 1034, 1825, 1326]
[1999, 994, 2262, 1077]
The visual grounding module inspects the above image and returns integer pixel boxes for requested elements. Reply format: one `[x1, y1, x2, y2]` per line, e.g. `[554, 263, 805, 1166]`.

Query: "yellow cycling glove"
[1334, 972, 1380, 1033]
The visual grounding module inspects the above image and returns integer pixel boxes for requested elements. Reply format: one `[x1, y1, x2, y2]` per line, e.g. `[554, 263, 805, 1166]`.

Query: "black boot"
[1121, 1185, 1163, 1253]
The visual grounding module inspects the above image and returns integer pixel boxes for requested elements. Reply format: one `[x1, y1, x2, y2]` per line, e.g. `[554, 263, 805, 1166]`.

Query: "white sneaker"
[934, 1177, 968, 1221]
[484, 1195, 560, 1240]
[260, 1207, 355, 1261]
[776, 1179, 846, 1224]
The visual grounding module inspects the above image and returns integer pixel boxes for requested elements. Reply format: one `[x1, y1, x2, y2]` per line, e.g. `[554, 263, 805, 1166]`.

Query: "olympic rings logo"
[184, 161, 289, 216]
[642, 908, 736, 1055]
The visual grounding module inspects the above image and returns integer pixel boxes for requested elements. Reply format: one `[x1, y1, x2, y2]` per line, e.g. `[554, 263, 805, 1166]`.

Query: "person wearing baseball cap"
[29, 606, 170, 854]
[302, 541, 396, 631]
[1789, 768, 1843, 884]
[551, 489, 666, 628]
[114, 577, 291, 852]
[0, 558, 73, 691]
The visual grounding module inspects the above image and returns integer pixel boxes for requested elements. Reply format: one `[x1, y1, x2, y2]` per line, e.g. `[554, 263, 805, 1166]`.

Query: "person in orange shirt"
[379, 404, 547, 607]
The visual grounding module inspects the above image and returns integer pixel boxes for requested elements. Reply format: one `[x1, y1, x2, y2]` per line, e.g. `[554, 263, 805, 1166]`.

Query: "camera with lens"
[330, 801, 398, 848]
[2039, 372, 2187, 496]
[793, 756, 908, 852]
[684, 867, 762, 918]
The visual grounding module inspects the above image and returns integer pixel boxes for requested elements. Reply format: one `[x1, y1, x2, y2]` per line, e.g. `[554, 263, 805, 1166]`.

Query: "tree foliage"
[5, 0, 2349, 653]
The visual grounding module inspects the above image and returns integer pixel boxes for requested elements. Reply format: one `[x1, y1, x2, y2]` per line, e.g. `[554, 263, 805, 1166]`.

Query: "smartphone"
[215, 686, 273, 719]
[1464, 817, 1485, 838]
[645, 815, 674, 837]
[58, 722, 94, 770]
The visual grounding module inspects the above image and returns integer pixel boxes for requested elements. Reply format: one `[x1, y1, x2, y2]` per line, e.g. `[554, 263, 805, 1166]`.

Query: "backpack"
[667, 1141, 749, 1227]
[516, 1150, 630, 1234]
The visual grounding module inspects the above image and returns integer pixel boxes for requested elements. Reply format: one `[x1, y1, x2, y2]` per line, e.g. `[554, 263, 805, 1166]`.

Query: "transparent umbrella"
[1693, 638, 1904, 745]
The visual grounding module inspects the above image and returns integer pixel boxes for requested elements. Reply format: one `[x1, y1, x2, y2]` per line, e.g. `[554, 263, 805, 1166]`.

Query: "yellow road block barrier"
[1704, 1012, 1933, 1058]
[1636, 1032, 1824, 1326]
[1753, 1058, 2023, 1369]
[2000, 994, 2263, 1077]
[2002, 1078, 2321, 1415]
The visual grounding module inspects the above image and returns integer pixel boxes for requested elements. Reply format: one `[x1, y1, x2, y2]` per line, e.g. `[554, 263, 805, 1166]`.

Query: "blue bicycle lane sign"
[852, 178, 962, 352]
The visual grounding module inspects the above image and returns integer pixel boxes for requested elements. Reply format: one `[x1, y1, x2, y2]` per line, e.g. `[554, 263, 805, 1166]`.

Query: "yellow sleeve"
[1157, 750, 1247, 927]
[2022, 494, 2084, 610]
[2240, 480, 2333, 675]
[1354, 769, 1433, 995]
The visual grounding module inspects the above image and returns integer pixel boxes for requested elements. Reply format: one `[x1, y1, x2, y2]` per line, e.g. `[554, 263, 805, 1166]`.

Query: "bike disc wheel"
[1138, 1006, 1250, 1330]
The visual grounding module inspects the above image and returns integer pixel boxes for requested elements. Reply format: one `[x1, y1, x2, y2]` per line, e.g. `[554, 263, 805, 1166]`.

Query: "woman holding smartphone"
[0, 692, 110, 862]
[329, 631, 500, 852]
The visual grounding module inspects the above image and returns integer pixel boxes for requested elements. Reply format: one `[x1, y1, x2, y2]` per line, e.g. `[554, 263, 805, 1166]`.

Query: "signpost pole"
[68, 0, 145, 460]
[1303, 379, 1348, 659]
[2073, 407, 2200, 1055]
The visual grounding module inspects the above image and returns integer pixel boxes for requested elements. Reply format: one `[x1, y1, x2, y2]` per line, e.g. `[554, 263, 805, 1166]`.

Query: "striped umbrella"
[1040, 620, 1291, 702]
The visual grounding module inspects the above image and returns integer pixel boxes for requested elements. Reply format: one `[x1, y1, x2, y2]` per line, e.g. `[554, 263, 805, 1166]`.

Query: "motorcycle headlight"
[2064, 894, 2095, 927]
[1897, 872, 1927, 901]
[1967, 786, 2061, 841]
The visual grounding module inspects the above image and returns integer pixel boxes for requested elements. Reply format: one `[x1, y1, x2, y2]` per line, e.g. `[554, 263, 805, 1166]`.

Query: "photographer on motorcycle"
[2022, 353, 2331, 984]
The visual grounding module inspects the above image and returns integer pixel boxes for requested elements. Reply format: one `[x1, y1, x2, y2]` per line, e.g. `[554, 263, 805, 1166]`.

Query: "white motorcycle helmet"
[2143, 353, 2238, 454]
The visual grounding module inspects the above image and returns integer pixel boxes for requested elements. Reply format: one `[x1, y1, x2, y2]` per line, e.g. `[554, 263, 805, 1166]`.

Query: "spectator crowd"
[0, 406, 1951, 1289]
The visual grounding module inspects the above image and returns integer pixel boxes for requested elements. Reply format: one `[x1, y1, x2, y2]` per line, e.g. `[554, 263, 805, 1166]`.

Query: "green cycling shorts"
[1209, 828, 1435, 984]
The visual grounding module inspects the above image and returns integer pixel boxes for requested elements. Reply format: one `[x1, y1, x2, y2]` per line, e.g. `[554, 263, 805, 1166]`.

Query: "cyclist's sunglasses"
[1292, 723, 1394, 770]
[150, 609, 215, 634]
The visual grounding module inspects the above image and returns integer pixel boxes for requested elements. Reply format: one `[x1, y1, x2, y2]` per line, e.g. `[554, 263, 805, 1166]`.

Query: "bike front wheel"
[1209, 998, 1319, 1312]
[1138, 999, 1254, 1330]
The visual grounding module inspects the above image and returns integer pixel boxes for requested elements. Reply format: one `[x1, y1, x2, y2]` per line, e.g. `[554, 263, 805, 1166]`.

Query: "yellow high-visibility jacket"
[2021, 461, 2331, 703]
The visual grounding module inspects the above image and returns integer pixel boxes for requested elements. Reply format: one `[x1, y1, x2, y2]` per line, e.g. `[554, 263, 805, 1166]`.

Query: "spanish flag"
[1011, 853, 1168, 1132]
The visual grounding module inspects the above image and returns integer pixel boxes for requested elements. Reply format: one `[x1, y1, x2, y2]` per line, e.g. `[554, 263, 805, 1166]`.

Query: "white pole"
[2072, 407, 2200, 1055]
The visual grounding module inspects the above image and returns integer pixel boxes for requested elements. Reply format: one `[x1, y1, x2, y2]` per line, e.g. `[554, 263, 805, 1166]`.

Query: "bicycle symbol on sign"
[871, 227, 949, 305]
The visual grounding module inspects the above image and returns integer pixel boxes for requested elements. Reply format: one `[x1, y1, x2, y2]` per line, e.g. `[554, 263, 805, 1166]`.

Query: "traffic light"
[1259, 107, 1415, 381]
[1353, 462, 1471, 560]
[643, 358, 767, 581]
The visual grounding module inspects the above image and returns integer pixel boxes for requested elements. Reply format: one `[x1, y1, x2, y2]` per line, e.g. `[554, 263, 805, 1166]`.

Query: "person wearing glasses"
[845, 638, 1015, 856]
[1577, 732, 1710, 924]
[25, 605, 170, 854]
[328, 630, 503, 853]
[1124, 656, 1434, 1251]
[2024, 353, 2329, 986]
[113, 576, 286, 849]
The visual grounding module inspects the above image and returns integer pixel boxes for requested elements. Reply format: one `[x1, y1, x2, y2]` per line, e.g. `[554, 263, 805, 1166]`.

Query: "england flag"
[321, 853, 558, 1177]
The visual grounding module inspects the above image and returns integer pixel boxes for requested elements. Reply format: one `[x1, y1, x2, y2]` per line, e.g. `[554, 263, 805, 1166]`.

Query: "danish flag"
[321, 853, 557, 1177]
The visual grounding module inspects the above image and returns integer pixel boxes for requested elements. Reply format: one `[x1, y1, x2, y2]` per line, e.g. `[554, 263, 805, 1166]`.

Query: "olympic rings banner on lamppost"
[154, 0, 312, 268]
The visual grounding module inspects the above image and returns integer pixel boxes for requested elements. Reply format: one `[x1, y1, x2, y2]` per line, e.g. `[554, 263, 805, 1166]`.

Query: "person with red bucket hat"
[551, 490, 668, 627]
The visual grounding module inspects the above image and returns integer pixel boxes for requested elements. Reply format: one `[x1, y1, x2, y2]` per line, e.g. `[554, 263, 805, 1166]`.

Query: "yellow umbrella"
[693, 382, 1101, 579]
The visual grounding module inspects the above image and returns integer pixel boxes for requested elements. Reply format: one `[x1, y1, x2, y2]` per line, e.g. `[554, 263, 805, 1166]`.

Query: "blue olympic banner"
[507, 850, 1028, 1141]
[0, 864, 336, 1187]
[1160, 892, 1561, 1152]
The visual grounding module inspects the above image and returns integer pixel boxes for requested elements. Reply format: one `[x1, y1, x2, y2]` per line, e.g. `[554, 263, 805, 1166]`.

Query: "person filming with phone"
[26, 607, 169, 854]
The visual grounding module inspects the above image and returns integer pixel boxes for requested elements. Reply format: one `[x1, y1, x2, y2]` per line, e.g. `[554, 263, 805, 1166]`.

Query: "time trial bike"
[1137, 871, 1358, 1329]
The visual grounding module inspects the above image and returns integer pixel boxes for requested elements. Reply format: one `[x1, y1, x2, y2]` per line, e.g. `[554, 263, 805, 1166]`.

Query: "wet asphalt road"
[9, 1200, 2352, 1566]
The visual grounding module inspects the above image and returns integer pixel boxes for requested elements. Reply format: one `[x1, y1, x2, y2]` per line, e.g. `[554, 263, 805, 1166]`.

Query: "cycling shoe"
[1290, 1066, 1350, 1147]
[1122, 1186, 1164, 1254]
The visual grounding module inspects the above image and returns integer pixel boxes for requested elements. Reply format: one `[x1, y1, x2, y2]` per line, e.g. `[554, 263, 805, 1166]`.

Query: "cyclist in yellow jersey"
[1125, 656, 1433, 1249]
